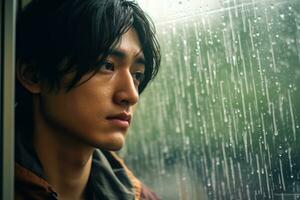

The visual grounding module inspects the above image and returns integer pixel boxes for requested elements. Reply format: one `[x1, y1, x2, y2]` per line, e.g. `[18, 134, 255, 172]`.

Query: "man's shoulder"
[140, 183, 161, 200]
[102, 150, 160, 200]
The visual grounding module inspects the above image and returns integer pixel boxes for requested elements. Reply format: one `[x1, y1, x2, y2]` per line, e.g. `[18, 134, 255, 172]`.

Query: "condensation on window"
[121, 0, 300, 199]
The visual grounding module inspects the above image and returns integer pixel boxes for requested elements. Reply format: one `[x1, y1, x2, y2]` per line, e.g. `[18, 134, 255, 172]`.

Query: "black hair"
[16, 0, 161, 132]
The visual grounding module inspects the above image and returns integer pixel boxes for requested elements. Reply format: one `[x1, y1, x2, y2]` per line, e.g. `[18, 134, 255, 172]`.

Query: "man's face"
[38, 28, 145, 151]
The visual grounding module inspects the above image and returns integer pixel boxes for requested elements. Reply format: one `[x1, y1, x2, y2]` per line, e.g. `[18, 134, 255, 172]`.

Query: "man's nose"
[113, 71, 139, 107]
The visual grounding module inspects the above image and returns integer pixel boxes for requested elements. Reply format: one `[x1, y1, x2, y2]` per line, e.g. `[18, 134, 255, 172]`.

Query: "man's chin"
[104, 144, 124, 151]
[93, 134, 126, 151]
[97, 143, 124, 151]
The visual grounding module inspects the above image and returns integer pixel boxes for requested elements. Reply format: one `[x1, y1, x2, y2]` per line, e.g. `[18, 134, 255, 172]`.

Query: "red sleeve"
[140, 184, 160, 200]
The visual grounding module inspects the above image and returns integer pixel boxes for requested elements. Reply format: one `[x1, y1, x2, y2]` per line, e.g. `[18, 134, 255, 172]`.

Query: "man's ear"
[16, 62, 41, 94]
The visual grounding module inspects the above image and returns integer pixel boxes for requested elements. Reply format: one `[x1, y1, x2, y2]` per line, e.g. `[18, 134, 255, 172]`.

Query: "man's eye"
[100, 61, 115, 71]
[132, 72, 145, 84]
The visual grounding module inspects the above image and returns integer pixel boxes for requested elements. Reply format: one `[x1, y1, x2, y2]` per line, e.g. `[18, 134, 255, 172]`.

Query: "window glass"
[122, 0, 300, 199]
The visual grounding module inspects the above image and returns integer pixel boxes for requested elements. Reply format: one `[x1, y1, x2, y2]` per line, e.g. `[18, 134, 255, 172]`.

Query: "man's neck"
[33, 109, 94, 200]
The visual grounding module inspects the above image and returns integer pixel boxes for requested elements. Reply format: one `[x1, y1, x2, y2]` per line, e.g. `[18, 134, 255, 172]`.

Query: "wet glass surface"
[122, 0, 300, 199]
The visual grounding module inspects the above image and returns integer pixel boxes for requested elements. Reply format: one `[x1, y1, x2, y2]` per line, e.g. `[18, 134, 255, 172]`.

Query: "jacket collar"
[15, 133, 137, 200]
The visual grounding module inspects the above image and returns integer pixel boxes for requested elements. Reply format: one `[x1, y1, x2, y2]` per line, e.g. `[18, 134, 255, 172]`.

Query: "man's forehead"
[109, 28, 144, 59]
[108, 48, 145, 60]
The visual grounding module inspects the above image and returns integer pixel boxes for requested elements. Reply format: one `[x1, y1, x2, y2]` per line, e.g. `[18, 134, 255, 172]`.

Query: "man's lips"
[106, 112, 132, 129]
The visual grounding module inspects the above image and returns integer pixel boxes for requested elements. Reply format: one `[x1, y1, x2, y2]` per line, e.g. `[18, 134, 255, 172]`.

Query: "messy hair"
[16, 0, 161, 131]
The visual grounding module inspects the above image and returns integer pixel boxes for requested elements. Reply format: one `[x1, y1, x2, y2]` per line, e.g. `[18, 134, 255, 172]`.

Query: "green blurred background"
[121, 0, 300, 199]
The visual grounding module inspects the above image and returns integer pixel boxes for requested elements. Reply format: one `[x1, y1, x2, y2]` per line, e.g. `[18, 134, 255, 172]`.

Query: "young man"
[15, 0, 161, 199]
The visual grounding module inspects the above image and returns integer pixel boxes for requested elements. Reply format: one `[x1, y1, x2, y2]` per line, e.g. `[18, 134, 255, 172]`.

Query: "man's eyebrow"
[108, 49, 145, 64]
[108, 49, 126, 59]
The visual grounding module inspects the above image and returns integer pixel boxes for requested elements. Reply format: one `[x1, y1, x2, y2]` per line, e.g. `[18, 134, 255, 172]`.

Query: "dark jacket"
[15, 134, 159, 200]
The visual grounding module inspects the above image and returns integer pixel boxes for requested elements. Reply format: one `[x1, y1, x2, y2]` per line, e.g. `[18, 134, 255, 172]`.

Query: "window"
[122, 0, 300, 199]
[1, 0, 16, 199]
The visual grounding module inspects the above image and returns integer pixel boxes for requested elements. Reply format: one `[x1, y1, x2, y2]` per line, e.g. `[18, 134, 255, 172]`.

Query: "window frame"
[1, 0, 16, 199]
